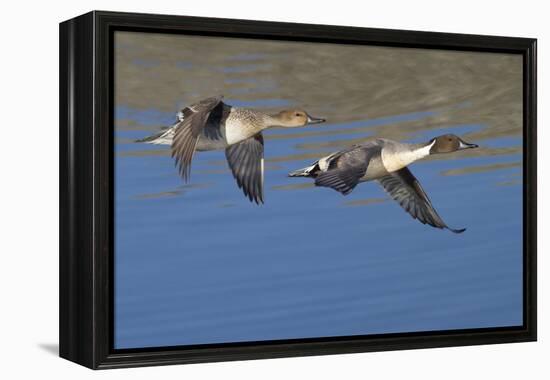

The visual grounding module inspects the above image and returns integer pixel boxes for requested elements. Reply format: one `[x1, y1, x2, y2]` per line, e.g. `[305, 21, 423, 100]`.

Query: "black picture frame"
[59, 10, 537, 369]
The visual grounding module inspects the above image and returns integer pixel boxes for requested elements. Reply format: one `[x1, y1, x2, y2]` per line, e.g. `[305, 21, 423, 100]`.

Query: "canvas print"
[114, 31, 523, 349]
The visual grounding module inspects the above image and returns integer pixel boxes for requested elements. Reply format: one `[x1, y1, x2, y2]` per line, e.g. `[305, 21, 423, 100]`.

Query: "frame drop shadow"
[38, 343, 59, 356]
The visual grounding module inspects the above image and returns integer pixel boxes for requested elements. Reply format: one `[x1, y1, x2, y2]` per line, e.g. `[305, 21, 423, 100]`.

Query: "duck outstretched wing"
[171, 95, 224, 181]
[225, 133, 264, 204]
[377, 167, 465, 233]
[314, 145, 381, 195]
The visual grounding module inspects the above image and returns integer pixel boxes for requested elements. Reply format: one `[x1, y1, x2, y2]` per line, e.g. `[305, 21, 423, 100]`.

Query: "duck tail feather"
[135, 128, 174, 145]
[288, 164, 317, 177]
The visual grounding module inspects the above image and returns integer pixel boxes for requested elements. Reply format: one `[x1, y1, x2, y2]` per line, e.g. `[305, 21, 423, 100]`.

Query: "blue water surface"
[114, 108, 523, 349]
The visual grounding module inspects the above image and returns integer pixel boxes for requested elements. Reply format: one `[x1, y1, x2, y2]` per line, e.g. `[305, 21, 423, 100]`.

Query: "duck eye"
[295, 113, 301, 117]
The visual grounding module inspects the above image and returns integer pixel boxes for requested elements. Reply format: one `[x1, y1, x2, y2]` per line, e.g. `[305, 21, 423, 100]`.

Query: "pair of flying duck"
[137, 96, 478, 233]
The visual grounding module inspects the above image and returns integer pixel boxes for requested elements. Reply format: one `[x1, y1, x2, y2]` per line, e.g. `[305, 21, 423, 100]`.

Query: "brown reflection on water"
[342, 198, 389, 207]
[133, 190, 182, 200]
[271, 183, 315, 191]
[117, 119, 141, 130]
[441, 162, 521, 176]
[115, 31, 522, 178]
[120, 149, 169, 157]
[496, 179, 522, 187]
[133, 182, 213, 200]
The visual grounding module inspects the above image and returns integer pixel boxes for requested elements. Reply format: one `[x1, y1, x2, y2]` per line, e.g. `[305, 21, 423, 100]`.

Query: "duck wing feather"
[377, 167, 465, 233]
[225, 133, 264, 204]
[314, 144, 382, 195]
[171, 95, 224, 181]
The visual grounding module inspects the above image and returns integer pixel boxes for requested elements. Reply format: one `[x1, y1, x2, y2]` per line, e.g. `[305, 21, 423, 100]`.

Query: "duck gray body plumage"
[137, 95, 325, 204]
[289, 135, 478, 233]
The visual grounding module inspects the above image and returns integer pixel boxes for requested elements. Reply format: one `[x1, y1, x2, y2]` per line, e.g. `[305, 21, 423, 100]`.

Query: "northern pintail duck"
[137, 95, 325, 204]
[289, 134, 478, 233]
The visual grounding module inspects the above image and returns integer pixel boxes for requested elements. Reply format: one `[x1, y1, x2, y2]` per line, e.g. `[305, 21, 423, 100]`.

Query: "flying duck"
[288, 134, 479, 233]
[137, 96, 325, 204]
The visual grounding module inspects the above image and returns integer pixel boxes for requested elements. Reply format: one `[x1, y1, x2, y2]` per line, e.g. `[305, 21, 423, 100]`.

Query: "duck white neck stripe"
[415, 139, 436, 158]
[381, 139, 436, 173]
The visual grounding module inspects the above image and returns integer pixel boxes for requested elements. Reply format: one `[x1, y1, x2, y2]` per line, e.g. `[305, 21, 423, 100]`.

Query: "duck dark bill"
[458, 140, 479, 149]
[306, 115, 326, 124]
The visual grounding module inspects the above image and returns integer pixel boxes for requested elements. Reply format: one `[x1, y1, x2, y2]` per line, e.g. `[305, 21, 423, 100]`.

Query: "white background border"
[1, 0, 545, 378]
